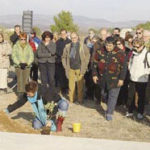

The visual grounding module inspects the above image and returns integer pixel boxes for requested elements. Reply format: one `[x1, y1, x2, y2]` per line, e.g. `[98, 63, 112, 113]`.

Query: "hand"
[93, 76, 98, 84]
[117, 80, 124, 87]
[20, 63, 27, 70]
[46, 120, 51, 127]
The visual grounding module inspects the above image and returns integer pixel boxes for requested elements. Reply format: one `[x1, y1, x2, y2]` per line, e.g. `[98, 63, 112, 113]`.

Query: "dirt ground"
[0, 92, 150, 142]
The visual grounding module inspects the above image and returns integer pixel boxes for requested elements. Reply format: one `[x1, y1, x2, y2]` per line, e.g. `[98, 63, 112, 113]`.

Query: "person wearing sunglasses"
[127, 38, 150, 119]
[12, 32, 34, 98]
[135, 27, 144, 39]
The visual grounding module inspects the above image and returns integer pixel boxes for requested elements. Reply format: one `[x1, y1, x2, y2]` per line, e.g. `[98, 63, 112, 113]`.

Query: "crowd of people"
[0, 24, 150, 133]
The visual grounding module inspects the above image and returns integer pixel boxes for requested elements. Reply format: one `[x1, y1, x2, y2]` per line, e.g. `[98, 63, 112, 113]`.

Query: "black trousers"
[94, 84, 101, 103]
[117, 71, 130, 105]
[30, 63, 38, 81]
[127, 80, 147, 114]
[39, 62, 55, 95]
[55, 62, 68, 91]
[145, 79, 150, 104]
[84, 69, 95, 99]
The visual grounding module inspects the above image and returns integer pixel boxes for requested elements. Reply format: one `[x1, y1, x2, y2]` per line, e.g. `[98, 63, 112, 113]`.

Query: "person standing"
[96, 28, 109, 50]
[62, 32, 90, 103]
[10, 25, 21, 46]
[36, 31, 56, 96]
[0, 33, 12, 93]
[112, 27, 121, 38]
[92, 37, 127, 121]
[91, 28, 109, 103]
[84, 30, 95, 100]
[12, 32, 34, 97]
[55, 29, 71, 94]
[29, 30, 41, 81]
[126, 38, 150, 119]
[116, 37, 130, 106]
[135, 27, 144, 40]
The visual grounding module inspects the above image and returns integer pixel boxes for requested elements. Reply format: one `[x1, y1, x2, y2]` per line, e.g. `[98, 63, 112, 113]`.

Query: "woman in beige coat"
[0, 33, 12, 93]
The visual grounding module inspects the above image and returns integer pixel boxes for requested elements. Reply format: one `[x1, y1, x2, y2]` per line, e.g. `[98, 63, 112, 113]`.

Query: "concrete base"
[0, 132, 149, 150]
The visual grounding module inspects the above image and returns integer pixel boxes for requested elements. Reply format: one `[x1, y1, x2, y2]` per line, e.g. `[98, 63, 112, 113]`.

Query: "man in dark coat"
[10, 25, 21, 45]
[55, 29, 71, 94]
[92, 36, 127, 121]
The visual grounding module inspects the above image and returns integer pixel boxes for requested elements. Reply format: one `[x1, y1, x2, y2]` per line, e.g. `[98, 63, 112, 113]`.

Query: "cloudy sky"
[1, 0, 150, 21]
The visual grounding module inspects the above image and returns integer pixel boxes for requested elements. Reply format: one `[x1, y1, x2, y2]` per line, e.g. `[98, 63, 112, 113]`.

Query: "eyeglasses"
[133, 46, 140, 49]
[136, 32, 142, 35]
[20, 39, 26, 41]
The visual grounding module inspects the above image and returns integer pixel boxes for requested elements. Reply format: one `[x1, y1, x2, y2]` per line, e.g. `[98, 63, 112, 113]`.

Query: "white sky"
[1, 0, 150, 21]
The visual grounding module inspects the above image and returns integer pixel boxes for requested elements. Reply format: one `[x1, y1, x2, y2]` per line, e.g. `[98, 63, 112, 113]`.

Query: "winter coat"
[56, 38, 71, 63]
[128, 47, 150, 82]
[0, 41, 12, 69]
[92, 47, 127, 90]
[10, 32, 20, 45]
[62, 42, 90, 78]
[36, 41, 56, 64]
[12, 41, 34, 67]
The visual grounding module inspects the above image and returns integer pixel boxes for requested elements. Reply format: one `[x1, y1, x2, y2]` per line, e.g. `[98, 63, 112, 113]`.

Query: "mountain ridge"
[0, 14, 146, 31]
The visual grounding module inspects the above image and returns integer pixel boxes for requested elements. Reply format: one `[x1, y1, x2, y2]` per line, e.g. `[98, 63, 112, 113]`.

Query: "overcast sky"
[1, 0, 150, 21]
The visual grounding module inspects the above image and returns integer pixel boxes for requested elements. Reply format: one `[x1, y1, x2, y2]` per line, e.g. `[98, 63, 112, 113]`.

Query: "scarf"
[70, 42, 80, 59]
[27, 92, 47, 125]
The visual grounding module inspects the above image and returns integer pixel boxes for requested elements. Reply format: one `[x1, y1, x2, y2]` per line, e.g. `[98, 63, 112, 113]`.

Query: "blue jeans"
[32, 118, 43, 129]
[32, 118, 56, 131]
[102, 87, 120, 115]
[57, 98, 69, 114]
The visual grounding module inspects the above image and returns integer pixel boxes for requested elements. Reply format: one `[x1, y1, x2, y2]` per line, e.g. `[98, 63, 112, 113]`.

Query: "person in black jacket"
[84, 30, 95, 100]
[55, 29, 71, 94]
[10, 25, 21, 45]
[116, 37, 131, 106]
[36, 31, 56, 96]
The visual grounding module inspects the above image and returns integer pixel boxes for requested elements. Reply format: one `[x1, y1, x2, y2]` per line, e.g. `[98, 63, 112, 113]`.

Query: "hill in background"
[0, 14, 146, 32]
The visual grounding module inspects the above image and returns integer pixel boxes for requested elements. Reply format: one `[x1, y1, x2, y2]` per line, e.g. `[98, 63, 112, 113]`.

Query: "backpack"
[143, 51, 150, 81]
[144, 51, 150, 68]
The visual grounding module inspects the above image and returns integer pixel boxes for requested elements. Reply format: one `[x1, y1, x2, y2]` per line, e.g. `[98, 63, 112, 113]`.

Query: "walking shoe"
[126, 112, 133, 117]
[106, 114, 112, 121]
[137, 113, 144, 120]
